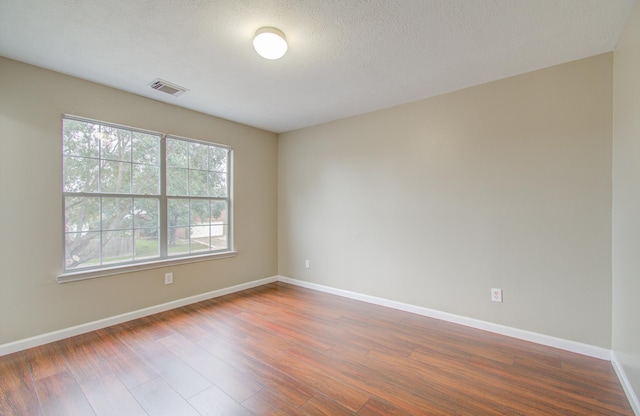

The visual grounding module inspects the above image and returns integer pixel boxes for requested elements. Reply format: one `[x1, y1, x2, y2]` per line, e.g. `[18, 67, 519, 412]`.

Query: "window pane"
[101, 126, 131, 162]
[132, 164, 160, 195]
[102, 230, 133, 264]
[65, 196, 102, 269]
[211, 224, 228, 251]
[132, 132, 160, 165]
[102, 197, 133, 230]
[133, 196, 159, 261]
[211, 200, 228, 251]
[209, 147, 228, 172]
[190, 225, 210, 253]
[167, 167, 188, 195]
[63, 119, 100, 158]
[211, 200, 227, 221]
[208, 172, 227, 197]
[101, 160, 132, 193]
[133, 198, 159, 229]
[64, 156, 99, 193]
[65, 231, 101, 269]
[189, 170, 208, 196]
[65, 196, 100, 232]
[189, 142, 208, 170]
[168, 198, 189, 227]
[190, 200, 210, 225]
[134, 229, 159, 260]
[167, 139, 188, 168]
[168, 227, 189, 255]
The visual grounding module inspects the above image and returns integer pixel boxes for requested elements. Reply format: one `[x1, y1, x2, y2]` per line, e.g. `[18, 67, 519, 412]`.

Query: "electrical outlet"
[491, 288, 503, 302]
[165, 272, 173, 285]
[305, 259, 310, 269]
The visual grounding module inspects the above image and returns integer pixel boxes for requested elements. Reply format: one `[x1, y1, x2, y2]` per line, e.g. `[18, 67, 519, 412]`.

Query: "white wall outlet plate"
[165, 272, 173, 285]
[305, 260, 310, 269]
[491, 288, 503, 302]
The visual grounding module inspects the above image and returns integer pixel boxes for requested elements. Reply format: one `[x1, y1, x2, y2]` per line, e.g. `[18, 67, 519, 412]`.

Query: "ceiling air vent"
[149, 78, 188, 97]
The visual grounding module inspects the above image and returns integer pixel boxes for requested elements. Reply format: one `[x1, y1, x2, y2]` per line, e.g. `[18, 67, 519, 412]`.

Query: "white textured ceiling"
[0, 0, 636, 133]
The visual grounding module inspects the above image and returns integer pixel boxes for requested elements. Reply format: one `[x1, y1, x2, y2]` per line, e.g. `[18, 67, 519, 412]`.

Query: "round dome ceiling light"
[253, 27, 288, 60]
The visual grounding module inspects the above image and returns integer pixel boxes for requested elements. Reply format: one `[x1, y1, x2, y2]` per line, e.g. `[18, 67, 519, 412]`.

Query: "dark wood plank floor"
[0, 282, 633, 415]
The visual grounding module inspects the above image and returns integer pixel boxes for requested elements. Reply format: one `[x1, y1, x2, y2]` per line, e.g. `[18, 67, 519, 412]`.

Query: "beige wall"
[279, 53, 613, 348]
[0, 57, 278, 344]
[613, 0, 640, 400]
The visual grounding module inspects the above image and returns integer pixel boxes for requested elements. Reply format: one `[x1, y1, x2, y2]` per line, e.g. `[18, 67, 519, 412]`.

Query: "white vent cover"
[149, 78, 188, 97]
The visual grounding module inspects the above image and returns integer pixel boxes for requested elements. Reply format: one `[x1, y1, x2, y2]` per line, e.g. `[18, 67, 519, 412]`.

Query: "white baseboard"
[612, 351, 640, 416]
[0, 274, 612, 361]
[2, 274, 636, 413]
[0, 276, 278, 357]
[277, 276, 611, 360]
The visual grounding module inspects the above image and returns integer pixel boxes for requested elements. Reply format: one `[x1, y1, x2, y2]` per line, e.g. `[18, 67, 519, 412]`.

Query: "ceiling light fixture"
[253, 27, 288, 60]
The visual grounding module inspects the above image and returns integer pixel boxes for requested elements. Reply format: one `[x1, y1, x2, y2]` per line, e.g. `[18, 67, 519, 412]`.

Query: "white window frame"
[58, 115, 235, 283]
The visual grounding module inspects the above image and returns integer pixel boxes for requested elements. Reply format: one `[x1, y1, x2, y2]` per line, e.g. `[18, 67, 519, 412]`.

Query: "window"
[62, 116, 232, 277]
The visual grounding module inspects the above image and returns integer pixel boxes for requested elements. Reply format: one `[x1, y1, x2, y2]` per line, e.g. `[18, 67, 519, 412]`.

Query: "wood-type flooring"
[0, 282, 634, 415]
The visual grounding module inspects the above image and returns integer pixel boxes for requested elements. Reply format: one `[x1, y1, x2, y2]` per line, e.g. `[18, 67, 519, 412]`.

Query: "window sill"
[56, 251, 237, 283]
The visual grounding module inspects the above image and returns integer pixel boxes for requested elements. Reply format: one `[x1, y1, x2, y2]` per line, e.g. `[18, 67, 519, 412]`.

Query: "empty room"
[1, 0, 639, 415]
